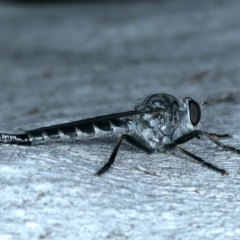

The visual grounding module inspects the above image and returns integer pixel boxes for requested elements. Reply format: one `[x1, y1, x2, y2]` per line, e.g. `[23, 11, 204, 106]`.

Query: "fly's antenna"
[200, 96, 214, 109]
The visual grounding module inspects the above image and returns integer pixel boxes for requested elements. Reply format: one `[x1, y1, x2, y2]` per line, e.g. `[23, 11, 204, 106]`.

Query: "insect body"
[0, 93, 239, 176]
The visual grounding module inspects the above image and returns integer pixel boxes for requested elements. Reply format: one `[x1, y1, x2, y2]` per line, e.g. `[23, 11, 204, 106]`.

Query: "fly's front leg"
[196, 133, 232, 140]
[182, 130, 240, 154]
[202, 132, 240, 154]
[170, 130, 236, 151]
[94, 134, 153, 177]
[208, 133, 232, 139]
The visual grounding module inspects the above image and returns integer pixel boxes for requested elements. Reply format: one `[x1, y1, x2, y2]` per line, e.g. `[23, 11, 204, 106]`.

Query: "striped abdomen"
[27, 117, 129, 144]
[0, 133, 30, 145]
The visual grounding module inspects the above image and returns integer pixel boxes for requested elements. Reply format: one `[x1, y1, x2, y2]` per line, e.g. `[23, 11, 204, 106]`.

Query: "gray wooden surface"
[1, 1, 240, 239]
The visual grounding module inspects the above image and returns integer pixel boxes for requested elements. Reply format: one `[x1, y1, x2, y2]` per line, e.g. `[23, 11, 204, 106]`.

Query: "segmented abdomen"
[0, 133, 30, 144]
[27, 118, 129, 143]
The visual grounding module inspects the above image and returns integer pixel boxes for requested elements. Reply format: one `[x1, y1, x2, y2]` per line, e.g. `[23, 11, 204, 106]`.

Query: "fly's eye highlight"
[189, 99, 201, 126]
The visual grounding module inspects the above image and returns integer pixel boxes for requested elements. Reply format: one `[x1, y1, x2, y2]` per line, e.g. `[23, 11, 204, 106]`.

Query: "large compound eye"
[189, 99, 201, 126]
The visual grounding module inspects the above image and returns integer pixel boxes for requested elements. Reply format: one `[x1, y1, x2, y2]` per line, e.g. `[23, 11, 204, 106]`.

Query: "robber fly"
[0, 93, 239, 176]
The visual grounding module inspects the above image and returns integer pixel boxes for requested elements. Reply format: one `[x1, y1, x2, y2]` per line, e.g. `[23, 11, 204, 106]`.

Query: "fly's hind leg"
[94, 134, 153, 177]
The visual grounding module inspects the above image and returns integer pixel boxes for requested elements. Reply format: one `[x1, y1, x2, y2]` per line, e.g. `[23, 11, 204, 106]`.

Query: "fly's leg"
[174, 146, 227, 175]
[208, 133, 232, 139]
[202, 132, 240, 154]
[186, 130, 240, 154]
[165, 130, 231, 175]
[171, 130, 239, 154]
[94, 134, 153, 177]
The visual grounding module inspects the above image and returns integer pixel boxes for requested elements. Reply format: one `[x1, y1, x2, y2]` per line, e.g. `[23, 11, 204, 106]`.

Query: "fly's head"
[177, 97, 201, 134]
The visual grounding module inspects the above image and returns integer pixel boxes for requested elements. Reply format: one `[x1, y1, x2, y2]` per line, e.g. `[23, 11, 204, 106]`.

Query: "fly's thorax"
[127, 114, 161, 149]
[172, 97, 202, 140]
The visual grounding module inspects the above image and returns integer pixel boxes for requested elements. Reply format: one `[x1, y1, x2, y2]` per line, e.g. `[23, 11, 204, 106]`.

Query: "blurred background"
[1, 0, 240, 128]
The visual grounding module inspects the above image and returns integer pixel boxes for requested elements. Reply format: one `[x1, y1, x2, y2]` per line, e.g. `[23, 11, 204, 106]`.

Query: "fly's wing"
[134, 93, 180, 112]
[26, 111, 140, 133]
[27, 93, 180, 135]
